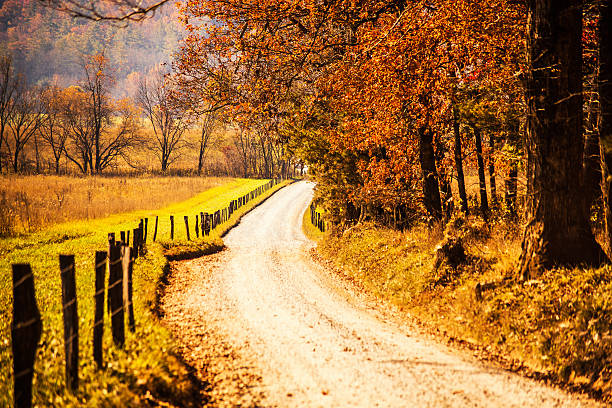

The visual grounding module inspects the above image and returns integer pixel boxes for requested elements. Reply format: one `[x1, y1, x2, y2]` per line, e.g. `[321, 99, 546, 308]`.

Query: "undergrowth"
[0, 177, 288, 407]
[317, 216, 612, 402]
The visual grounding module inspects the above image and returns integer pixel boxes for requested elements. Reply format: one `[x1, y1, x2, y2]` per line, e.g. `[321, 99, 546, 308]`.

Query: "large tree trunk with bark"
[472, 124, 489, 220]
[583, 56, 602, 212]
[600, 1, 612, 255]
[519, 0, 607, 279]
[584, 127, 601, 210]
[419, 127, 442, 219]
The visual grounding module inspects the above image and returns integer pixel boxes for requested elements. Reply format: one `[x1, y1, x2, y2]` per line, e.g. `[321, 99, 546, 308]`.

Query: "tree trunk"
[505, 163, 518, 217]
[600, 1, 612, 255]
[12, 146, 19, 173]
[472, 124, 489, 219]
[584, 55, 602, 213]
[488, 134, 497, 208]
[439, 170, 452, 219]
[519, 0, 607, 279]
[34, 134, 40, 174]
[197, 145, 205, 175]
[453, 106, 469, 213]
[435, 132, 453, 217]
[418, 127, 442, 219]
[0, 123, 4, 173]
[584, 128, 601, 208]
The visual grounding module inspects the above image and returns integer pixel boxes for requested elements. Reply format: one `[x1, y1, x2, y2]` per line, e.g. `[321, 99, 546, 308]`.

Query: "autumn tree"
[519, 0, 608, 278]
[6, 83, 43, 172]
[39, 85, 69, 173]
[137, 69, 189, 172]
[62, 67, 141, 174]
[196, 110, 219, 175]
[62, 86, 95, 173]
[82, 54, 115, 173]
[0, 54, 20, 172]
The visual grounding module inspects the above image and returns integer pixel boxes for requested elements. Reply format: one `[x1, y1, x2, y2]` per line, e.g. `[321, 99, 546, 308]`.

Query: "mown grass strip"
[0, 177, 289, 407]
[302, 202, 325, 242]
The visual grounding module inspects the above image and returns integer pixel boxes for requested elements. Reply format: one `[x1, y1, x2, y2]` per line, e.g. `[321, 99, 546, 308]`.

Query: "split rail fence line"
[9, 178, 281, 408]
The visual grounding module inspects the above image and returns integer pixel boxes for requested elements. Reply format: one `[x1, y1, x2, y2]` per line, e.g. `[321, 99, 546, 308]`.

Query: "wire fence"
[9, 178, 282, 407]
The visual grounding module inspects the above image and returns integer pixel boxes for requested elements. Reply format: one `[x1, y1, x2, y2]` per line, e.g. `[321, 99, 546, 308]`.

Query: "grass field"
[0, 177, 289, 407]
[0, 175, 236, 236]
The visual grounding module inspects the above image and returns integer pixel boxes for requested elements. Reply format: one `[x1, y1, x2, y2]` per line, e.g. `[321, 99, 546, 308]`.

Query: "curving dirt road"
[162, 181, 600, 407]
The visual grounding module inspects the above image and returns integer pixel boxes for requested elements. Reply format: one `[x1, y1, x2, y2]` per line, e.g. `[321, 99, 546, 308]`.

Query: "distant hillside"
[0, 0, 184, 97]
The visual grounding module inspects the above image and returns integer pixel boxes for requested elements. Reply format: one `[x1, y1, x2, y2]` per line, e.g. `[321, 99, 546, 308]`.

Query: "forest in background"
[0, 0, 182, 96]
[0, 0, 301, 176]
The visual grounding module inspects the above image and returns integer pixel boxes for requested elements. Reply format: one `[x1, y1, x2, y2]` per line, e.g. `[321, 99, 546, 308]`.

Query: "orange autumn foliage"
[175, 0, 525, 222]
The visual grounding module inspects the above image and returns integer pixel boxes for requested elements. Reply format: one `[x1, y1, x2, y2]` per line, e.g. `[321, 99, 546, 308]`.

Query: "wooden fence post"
[120, 231, 126, 244]
[11, 263, 42, 408]
[170, 216, 174, 240]
[138, 226, 142, 254]
[59, 255, 78, 391]
[204, 213, 210, 236]
[200, 212, 205, 236]
[195, 215, 199, 238]
[122, 242, 130, 314]
[108, 244, 124, 347]
[135, 227, 142, 258]
[137, 220, 144, 253]
[131, 230, 138, 260]
[126, 240, 135, 333]
[144, 218, 148, 242]
[153, 216, 158, 242]
[137, 220, 143, 249]
[184, 216, 190, 241]
[93, 251, 106, 368]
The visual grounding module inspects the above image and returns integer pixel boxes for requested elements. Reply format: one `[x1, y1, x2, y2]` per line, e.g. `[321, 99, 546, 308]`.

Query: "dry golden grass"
[0, 175, 235, 236]
[0, 178, 281, 406]
[318, 214, 612, 401]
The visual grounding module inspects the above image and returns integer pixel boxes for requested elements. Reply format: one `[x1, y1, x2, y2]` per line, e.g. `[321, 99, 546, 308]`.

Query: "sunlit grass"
[0, 177, 287, 406]
[302, 202, 326, 242]
[0, 175, 236, 236]
[316, 216, 612, 401]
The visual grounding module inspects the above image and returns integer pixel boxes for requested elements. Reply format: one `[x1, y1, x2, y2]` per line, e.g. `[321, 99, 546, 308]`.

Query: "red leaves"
[175, 0, 526, 213]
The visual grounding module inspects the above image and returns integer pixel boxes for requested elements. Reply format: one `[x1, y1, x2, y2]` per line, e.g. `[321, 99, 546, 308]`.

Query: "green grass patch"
[315, 218, 612, 402]
[302, 202, 326, 241]
[0, 177, 288, 407]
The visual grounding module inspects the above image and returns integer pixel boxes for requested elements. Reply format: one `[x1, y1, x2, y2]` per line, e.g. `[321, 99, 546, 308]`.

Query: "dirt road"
[162, 181, 599, 407]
